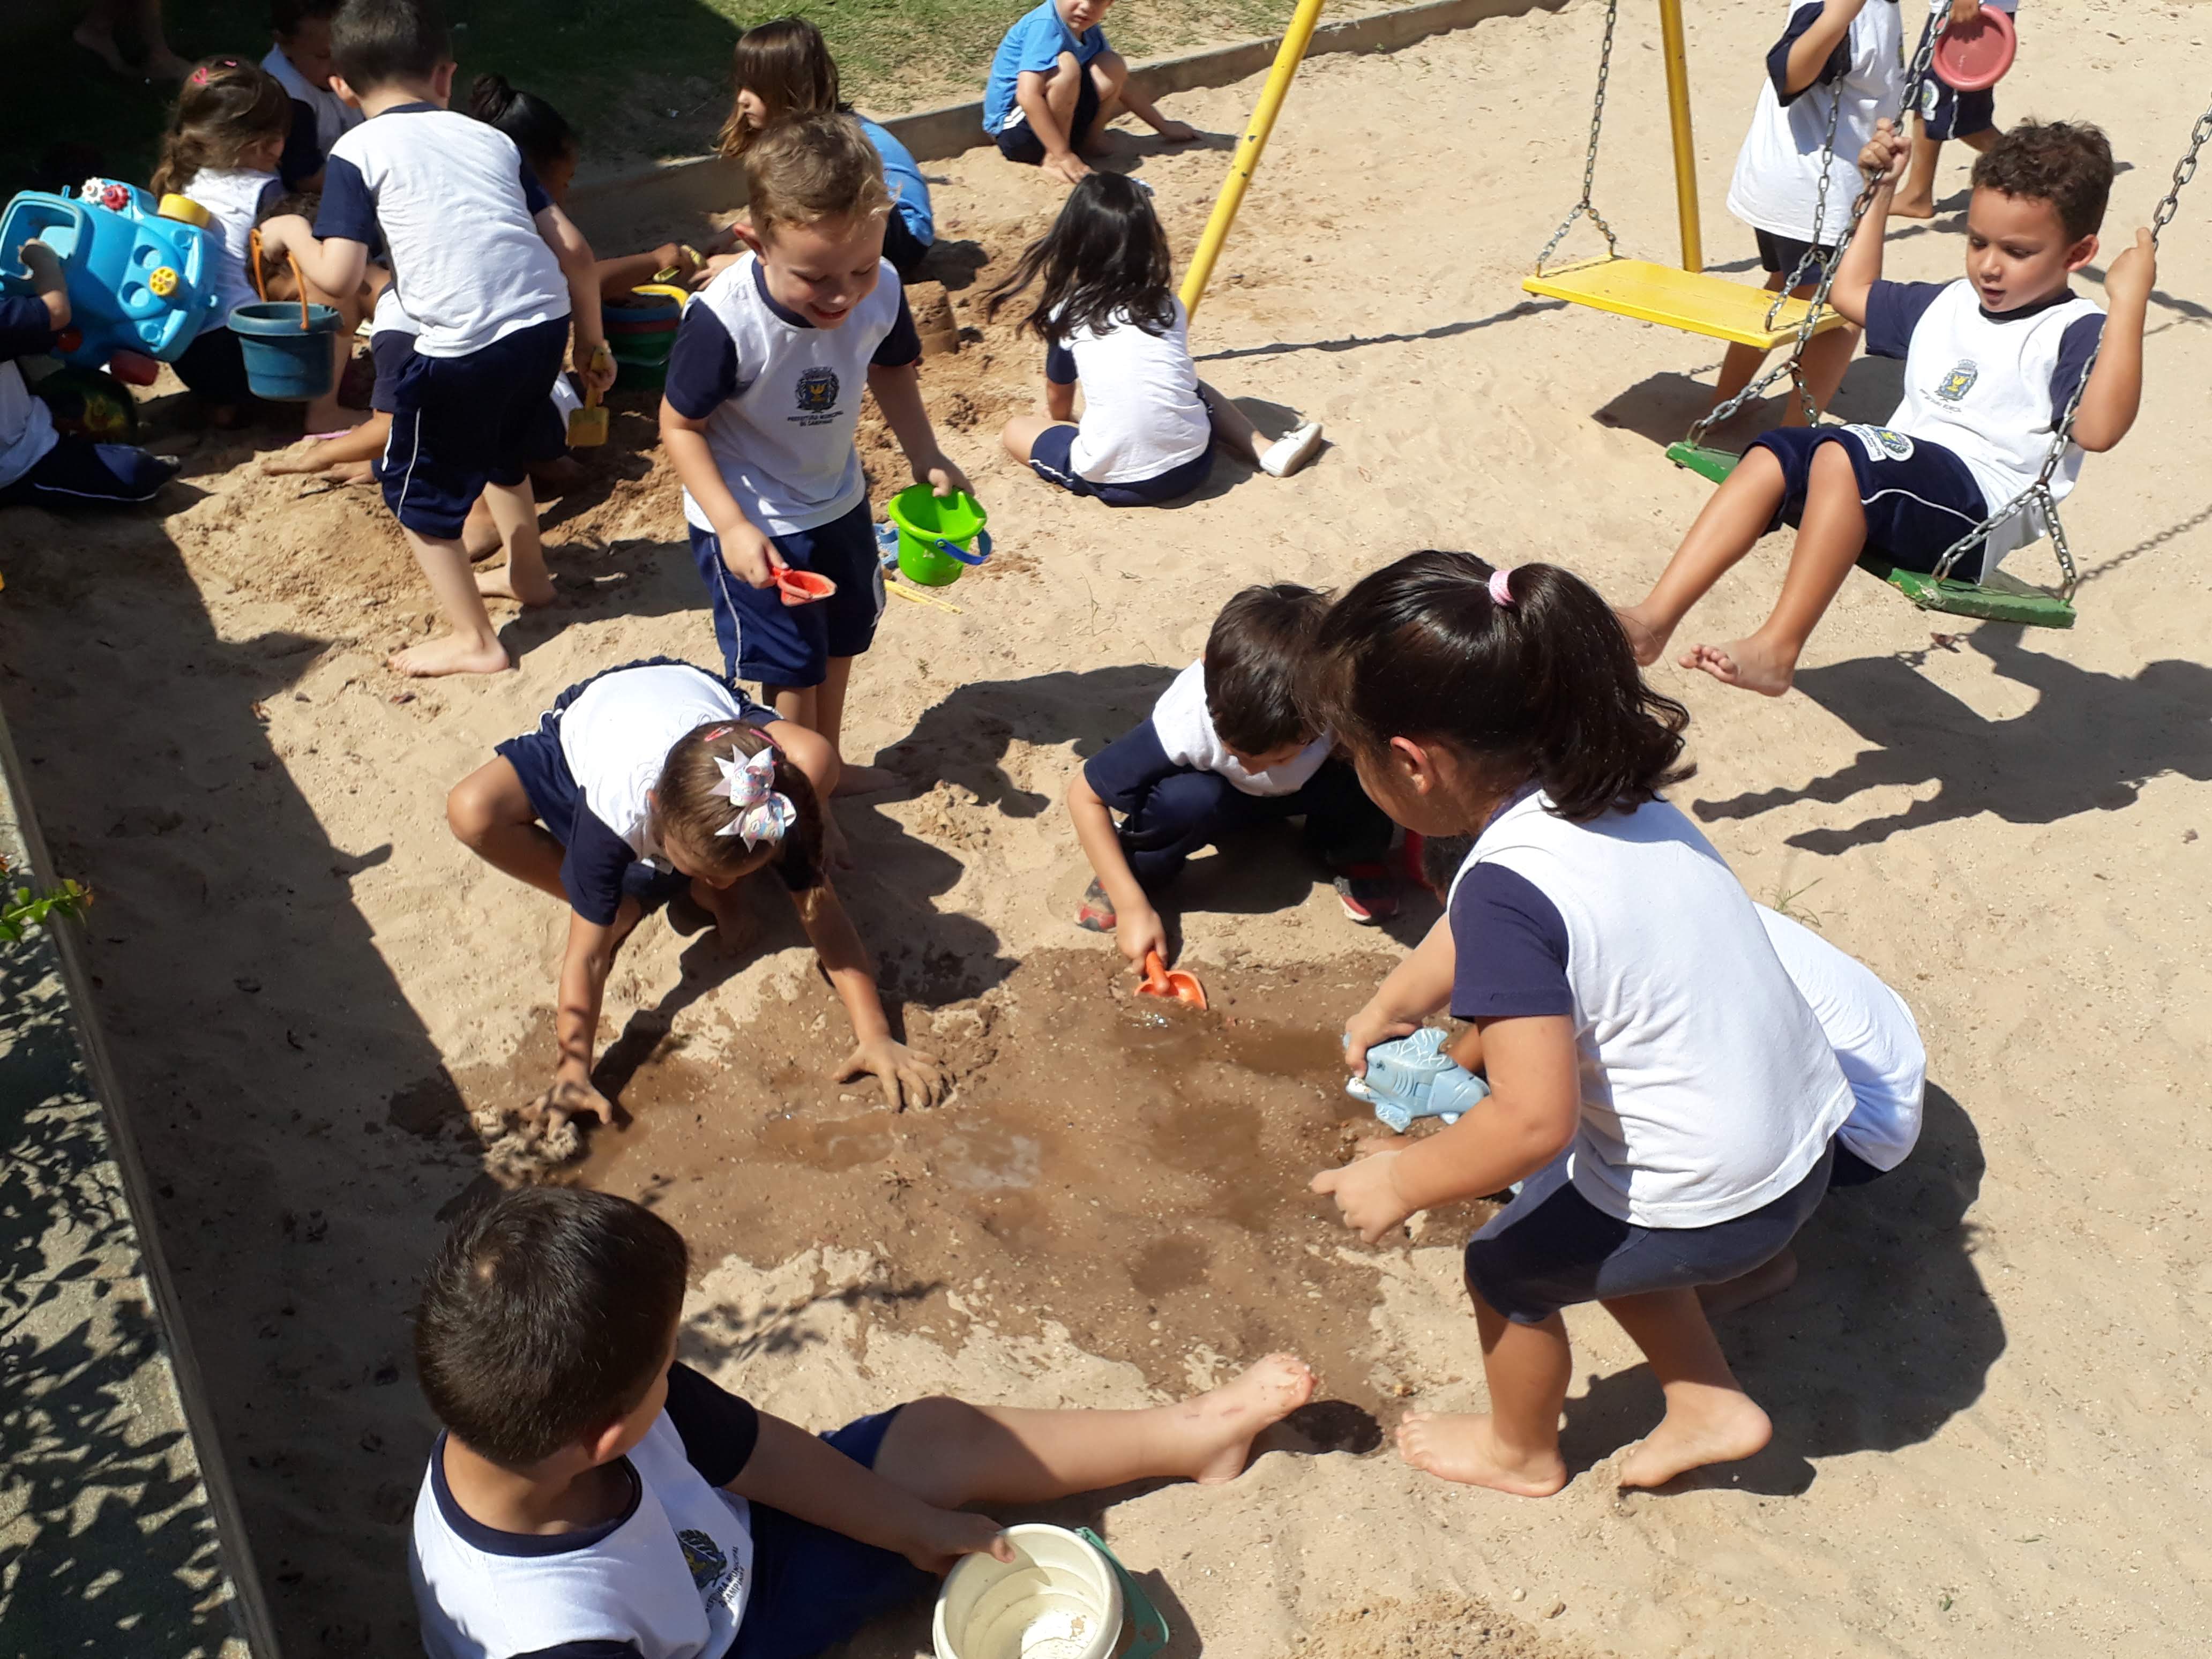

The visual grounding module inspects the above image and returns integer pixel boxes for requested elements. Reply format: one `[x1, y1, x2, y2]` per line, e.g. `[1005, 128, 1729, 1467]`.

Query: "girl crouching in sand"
[1307, 554, 1854, 1493]
[446, 659, 946, 1122]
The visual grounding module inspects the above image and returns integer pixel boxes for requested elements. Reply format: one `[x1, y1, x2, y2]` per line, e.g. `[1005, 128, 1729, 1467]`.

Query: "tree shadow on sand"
[1690, 629, 2212, 854]
[1562, 1085, 2000, 1494]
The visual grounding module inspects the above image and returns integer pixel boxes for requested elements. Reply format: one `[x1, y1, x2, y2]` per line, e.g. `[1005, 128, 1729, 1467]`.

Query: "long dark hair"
[1303, 551, 1692, 823]
[983, 172, 1177, 343]
[468, 72, 577, 177]
[150, 57, 292, 198]
[653, 722, 827, 916]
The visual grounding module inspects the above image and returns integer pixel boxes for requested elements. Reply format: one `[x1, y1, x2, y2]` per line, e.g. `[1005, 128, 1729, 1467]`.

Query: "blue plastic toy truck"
[0, 178, 222, 383]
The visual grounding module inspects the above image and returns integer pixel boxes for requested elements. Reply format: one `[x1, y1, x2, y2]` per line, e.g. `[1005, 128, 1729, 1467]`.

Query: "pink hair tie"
[189, 66, 210, 85]
[1488, 567, 1516, 607]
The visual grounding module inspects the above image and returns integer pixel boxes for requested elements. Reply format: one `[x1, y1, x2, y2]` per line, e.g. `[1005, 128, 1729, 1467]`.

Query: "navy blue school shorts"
[172, 325, 254, 406]
[688, 502, 886, 691]
[0, 436, 178, 508]
[1916, 54, 2002, 142]
[1029, 422, 1214, 507]
[996, 69, 1101, 165]
[1465, 1141, 1836, 1325]
[1750, 423, 1996, 582]
[377, 315, 569, 539]
[1754, 228, 1840, 286]
[731, 1407, 937, 1659]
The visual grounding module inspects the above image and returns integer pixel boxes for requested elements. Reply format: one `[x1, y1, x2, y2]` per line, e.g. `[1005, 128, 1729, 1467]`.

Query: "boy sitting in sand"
[983, 0, 1194, 186]
[409, 1185, 1315, 1658]
[1067, 583, 1399, 965]
[1621, 118, 2151, 696]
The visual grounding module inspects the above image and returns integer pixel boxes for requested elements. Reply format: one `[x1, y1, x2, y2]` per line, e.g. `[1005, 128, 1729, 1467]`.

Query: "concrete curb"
[569, 0, 1565, 246]
[0, 705, 280, 1657]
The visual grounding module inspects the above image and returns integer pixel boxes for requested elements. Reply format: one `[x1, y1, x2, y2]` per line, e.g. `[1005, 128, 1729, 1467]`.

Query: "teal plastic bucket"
[228, 300, 341, 400]
[887, 485, 990, 587]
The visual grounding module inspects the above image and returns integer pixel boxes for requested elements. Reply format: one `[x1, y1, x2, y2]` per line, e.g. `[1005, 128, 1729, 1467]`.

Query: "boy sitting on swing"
[1620, 117, 2153, 696]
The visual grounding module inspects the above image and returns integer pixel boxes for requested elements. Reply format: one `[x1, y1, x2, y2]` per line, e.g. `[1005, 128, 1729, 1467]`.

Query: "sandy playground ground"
[5, 0, 2212, 1653]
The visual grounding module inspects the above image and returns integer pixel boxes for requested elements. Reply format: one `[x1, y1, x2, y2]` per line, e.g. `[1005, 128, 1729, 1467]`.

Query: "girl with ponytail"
[1305, 551, 1856, 1497]
[446, 660, 945, 1130]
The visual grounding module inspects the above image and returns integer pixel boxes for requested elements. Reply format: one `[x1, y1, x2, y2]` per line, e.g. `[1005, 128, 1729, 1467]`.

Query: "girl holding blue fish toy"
[1307, 551, 1856, 1498]
[985, 174, 1320, 508]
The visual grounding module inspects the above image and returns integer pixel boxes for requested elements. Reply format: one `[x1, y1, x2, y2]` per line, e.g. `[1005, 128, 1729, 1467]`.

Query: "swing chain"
[1535, 0, 1623, 275]
[1927, 88, 2212, 591]
[1686, 0, 1949, 451]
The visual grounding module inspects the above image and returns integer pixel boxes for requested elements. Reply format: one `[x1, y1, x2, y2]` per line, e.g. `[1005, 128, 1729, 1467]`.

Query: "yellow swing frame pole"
[1656, 0, 1703, 272]
[1179, 0, 1328, 319]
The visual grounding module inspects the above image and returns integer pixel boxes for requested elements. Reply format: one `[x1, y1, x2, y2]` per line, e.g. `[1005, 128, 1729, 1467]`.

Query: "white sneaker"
[1260, 420, 1322, 477]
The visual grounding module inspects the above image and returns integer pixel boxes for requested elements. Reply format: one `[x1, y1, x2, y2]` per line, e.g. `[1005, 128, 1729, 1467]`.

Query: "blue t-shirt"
[983, 0, 1109, 133]
[858, 117, 933, 246]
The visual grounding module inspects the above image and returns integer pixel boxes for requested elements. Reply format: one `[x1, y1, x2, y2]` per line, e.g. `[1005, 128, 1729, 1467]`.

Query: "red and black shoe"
[1075, 877, 1117, 933]
[1333, 864, 1400, 924]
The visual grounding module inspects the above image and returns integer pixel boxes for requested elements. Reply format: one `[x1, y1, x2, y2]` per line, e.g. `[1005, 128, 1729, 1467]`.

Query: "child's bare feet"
[1615, 603, 1672, 667]
[1698, 1247, 1797, 1318]
[476, 563, 557, 607]
[1619, 1385, 1772, 1488]
[1396, 1411, 1568, 1497]
[1176, 1354, 1317, 1483]
[389, 633, 511, 677]
[1890, 193, 1937, 221]
[833, 761, 906, 797]
[1682, 636, 1796, 696]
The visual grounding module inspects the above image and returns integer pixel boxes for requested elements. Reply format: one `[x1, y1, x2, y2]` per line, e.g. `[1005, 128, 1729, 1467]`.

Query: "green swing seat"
[1662, 442, 2079, 630]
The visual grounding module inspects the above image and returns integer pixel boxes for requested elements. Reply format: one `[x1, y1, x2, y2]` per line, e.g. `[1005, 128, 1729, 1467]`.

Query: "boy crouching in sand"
[1621, 118, 2151, 696]
[409, 1187, 1314, 1658]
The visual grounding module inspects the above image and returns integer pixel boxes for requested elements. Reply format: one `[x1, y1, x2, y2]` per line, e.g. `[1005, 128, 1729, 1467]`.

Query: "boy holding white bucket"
[406, 1186, 1313, 1659]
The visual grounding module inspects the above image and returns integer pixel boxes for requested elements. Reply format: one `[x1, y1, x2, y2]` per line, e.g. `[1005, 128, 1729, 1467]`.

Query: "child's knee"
[446, 766, 511, 849]
[877, 1396, 992, 1504]
[1808, 441, 1857, 490]
[1090, 55, 1126, 95]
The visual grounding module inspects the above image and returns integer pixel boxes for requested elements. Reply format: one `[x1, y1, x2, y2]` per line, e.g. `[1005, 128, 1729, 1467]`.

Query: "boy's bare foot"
[476, 563, 557, 607]
[833, 761, 905, 797]
[1396, 1411, 1568, 1497]
[389, 634, 511, 677]
[1618, 1386, 1772, 1489]
[1176, 1354, 1317, 1483]
[1615, 603, 1672, 667]
[1699, 1247, 1798, 1318]
[1682, 637, 1796, 696]
[1890, 194, 1937, 221]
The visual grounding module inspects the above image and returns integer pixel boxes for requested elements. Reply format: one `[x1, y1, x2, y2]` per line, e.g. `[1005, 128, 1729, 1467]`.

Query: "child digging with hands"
[445, 659, 945, 1120]
[1310, 553, 1856, 1494]
[662, 113, 970, 793]
[258, 0, 614, 678]
[409, 1185, 1316, 1659]
[983, 0, 1194, 186]
[988, 173, 1321, 505]
[1622, 117, 2147, 696]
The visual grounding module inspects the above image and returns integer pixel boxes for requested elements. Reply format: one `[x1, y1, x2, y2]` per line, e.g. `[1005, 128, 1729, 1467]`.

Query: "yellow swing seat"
[1522, 257, 1851, 351]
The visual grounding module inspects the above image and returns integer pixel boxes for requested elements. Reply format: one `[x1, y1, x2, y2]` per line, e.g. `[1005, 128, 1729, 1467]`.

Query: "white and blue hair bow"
[709, 745, 797, 849]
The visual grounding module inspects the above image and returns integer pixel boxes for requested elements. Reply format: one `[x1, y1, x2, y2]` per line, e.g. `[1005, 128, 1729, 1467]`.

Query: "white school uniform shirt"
[261, 43, 362, 157]
[1149, 661, 1331, 796]
[1447, 792, 1855, 1228]
[0, 298, 62, 490]
[558, 663, 761, 863]
[662, 253, 920, 536]
[315, 104, 568, 357]
[411, 1370, 759, 1659]
[1755, 906, 1925, 1171]
[1728, 0, 1906, 246]
[1044, 299, 1212, 484]
[1862, 278, 2105, 562]
[181, 167, 281, 330]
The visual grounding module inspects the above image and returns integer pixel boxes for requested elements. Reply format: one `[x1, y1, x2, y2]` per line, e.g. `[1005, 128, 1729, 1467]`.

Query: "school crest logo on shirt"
[795, 367, 840, 414]
[678, 1528, 727, 1590]
[1933, 361, 1979, 403]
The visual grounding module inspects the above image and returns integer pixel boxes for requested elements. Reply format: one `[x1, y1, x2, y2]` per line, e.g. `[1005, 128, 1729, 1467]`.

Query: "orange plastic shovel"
[776, 568, 837, 607]
[1136, 950, 1207, 1011]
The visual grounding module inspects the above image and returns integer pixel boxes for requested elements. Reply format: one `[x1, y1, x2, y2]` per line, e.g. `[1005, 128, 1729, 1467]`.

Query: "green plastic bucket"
[886, 485, 991, 587]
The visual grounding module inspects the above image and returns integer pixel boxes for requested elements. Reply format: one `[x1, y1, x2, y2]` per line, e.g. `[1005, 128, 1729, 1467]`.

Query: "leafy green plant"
[0, 852, 90, 944]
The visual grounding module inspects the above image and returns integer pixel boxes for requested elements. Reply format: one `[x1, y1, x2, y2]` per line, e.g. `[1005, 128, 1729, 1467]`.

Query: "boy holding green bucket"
[661, 113, 976, 794]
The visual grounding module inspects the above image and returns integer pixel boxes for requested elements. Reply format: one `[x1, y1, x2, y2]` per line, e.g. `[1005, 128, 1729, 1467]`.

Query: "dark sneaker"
[1075, 877, 1117, 933]
[1333, 866, 1399, 924]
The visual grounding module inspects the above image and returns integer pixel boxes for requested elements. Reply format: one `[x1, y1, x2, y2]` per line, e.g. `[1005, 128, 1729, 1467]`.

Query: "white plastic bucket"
[932, 1524, 1123, 1659]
